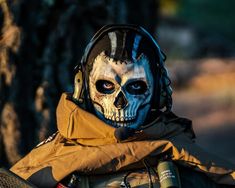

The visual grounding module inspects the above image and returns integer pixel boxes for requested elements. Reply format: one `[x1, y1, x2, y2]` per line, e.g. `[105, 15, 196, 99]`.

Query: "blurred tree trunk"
[0, 0, 159, 168]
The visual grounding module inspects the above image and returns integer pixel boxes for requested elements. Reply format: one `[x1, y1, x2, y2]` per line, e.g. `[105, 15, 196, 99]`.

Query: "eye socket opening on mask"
[96, 80, 115, 94]
[126, 80, 147, 95]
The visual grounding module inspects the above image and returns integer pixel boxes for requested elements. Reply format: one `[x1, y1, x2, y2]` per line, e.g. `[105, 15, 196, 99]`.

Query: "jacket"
[11, 93, 235, 187]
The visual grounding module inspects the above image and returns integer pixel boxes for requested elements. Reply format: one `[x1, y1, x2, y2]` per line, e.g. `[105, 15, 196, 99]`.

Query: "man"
[11, 24, 235, 188]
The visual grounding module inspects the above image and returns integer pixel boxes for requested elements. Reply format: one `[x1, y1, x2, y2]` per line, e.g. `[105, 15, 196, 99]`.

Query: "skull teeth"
[103, 115, 136, 128]
[105, 116, 135, 122]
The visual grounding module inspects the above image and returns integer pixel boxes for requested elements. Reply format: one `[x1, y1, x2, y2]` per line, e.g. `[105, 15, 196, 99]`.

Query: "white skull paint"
[89, 51, 154, 129]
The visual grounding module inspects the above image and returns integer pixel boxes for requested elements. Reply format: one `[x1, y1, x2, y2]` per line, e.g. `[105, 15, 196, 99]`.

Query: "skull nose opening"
[114, 91, 128, 109]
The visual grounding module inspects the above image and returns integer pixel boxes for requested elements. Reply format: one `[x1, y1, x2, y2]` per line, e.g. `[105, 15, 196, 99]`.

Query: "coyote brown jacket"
[11, 93, 235, 187]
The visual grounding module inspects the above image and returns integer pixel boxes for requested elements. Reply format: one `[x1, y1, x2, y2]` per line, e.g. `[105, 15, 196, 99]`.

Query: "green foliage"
[160, 0, 179, 16]
[43, 0, 55, 7]
[177, 0, 235, 41]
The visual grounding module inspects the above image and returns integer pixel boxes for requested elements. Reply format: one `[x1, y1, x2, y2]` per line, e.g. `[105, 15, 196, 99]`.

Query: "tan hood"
[56, 93, 194, 145]
[56, 93, 117, 146]
[11, 93, 235, 187]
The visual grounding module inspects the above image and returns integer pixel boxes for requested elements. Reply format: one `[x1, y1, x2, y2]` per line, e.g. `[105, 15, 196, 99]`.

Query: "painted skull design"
[89, 51, 154, 129]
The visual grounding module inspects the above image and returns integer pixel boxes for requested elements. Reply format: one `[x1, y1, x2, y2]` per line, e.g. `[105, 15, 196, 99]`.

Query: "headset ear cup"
[73, 70, 83, 102]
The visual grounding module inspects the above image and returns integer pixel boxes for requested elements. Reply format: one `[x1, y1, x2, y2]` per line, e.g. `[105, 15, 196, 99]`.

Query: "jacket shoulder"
[178, 165, 232, 188]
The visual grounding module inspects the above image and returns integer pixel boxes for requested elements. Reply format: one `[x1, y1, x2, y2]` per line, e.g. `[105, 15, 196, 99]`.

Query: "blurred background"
[0, 0, 235, 168]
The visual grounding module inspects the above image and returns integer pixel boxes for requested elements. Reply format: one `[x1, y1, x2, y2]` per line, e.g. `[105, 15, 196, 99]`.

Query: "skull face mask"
[75, 26, 172, 130]
[89, 51, 154, 129]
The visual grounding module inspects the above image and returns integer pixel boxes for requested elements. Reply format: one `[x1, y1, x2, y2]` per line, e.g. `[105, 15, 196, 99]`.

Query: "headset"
[73, 24, 172, 114]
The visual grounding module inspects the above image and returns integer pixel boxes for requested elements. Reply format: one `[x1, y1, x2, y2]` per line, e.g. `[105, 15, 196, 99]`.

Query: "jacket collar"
[56, 93, 195, 146]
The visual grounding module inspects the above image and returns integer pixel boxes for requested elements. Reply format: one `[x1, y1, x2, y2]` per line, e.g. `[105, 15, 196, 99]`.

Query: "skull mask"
[89, 51, 154, 129]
